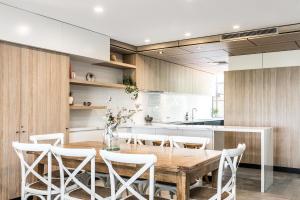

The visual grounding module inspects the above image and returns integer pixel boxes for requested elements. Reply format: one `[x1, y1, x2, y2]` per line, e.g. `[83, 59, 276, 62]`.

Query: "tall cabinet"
[0, 42, 69, 199]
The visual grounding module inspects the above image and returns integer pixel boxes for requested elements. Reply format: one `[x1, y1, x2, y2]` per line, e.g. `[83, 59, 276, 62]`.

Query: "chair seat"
[29, 179, 60, 190]
[45, 169, 79, 179]
[189, 187, 229, 200]
[29, 179, 76, 191]
[69, 186, 111, 199]
[124, 194, 169, 200]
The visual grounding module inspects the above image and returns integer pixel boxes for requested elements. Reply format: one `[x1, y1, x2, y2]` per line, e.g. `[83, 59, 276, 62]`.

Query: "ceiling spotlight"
[144, 39, 151, 43]
[16, 25, 31, 36]
[184, 32, 192, 37]
[233, 25, 240, 30]
[158, 50, 164, 55]
[94, 6, 104, 13]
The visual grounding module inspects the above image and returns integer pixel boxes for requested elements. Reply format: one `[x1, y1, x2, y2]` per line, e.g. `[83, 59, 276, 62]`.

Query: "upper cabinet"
[0, 4, 110, 61]
[136, 54, 215, 95]
[61, 23, 109, 61]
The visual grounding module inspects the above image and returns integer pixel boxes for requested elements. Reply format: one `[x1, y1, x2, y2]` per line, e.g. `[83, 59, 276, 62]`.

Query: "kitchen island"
[124, 123, 273, 192]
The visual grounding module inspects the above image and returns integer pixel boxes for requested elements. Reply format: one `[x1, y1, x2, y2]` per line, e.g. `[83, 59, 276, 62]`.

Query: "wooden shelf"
[94, 61, 136, 69]
[70, 79, 126, 89]
[70, 105, 107, 110]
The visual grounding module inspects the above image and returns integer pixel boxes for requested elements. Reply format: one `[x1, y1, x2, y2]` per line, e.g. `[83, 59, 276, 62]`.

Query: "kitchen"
[1, 0, 300, 200]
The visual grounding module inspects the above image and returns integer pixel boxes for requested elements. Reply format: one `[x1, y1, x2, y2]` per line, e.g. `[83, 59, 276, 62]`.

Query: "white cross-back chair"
[169, 136, 210, 149]
[117, 132, 136, 144]
[100, 150, 159, 200]
[135, 134, 169, 147]
[52, 146, 110, 200]
[156, 136, 210, 198]
[30, 133, 64, 146]
[189, 143, 246, 200]
[30, 133, 76, 179]
[12, 142, 60, 200]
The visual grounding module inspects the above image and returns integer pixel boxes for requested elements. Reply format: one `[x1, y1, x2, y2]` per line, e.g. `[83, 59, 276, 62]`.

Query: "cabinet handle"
[22, 130, 26, 133]
[16, 131, 19, 134]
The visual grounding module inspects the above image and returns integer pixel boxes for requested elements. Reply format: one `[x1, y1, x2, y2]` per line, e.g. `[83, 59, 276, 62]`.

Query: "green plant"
[123, 75, 139, 100]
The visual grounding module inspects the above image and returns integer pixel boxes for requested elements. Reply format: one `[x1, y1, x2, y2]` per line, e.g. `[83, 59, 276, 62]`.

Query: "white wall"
[229, 50, 300, 71]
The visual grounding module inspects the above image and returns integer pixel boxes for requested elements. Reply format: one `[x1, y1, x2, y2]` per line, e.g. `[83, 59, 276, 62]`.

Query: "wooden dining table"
[35, 141, 222, 200]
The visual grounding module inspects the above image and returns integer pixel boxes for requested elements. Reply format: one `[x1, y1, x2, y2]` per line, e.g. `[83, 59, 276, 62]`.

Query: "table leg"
[212, 169, 218, 188]
[176, 172, 190, 200]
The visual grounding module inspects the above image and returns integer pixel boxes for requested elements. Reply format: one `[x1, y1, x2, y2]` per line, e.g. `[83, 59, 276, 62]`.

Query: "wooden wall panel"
[20, 47, 69, 140]
[0, 42, 22, 199]
[225, 66, 300, 168]
[136, 54, 214, 95]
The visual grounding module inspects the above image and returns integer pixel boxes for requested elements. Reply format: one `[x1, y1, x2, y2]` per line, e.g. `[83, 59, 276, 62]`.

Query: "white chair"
[100, 150, 166, 200]
[156, 136, 211, 198]
[117, 132, 136, 144]
[30, 133, 77, 179]
[12, 142, 60, 200]
[52, 146, 111, 200]
[189, 144, 246, 200]
[135, 134, 169, 147]
[30, 133, 64, 146]
[169, 136, 210, 149]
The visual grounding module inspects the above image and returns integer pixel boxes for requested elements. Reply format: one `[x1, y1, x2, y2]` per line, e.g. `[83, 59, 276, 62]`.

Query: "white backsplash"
[140, 92, 212, 123]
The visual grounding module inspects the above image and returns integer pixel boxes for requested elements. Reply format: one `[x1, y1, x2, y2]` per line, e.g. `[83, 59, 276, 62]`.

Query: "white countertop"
[130, 123, 272, 132]
[70, 123, 272, 133]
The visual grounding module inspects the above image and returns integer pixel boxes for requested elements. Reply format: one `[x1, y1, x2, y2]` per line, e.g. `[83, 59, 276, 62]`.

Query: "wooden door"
[0, 42, 22, 199]
[20, 47, 70, 142]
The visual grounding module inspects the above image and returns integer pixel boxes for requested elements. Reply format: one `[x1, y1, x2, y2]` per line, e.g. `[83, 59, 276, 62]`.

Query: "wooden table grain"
[35, 141, 221, 200]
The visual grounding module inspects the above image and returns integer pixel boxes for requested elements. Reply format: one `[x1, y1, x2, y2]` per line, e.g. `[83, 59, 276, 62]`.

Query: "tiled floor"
[97, 167, 298, 199]
[160, 167, 298, 199]
[235, 167, 299, 200]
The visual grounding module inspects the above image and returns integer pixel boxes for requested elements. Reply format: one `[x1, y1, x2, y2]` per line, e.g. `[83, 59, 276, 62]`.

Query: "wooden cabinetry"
[0, 42, 22, 199]
[225, 67, 300, 168]
[0, 42, 69, 199]
[136, 54, 214, 95]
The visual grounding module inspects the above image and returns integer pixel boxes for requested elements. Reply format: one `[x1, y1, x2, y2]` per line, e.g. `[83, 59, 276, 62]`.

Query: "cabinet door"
[20, 47, 69, 142]
[0, 42, 22, 199]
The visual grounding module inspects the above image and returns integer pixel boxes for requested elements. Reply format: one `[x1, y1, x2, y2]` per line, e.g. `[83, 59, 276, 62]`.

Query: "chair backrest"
[12, 142, 59, 193]
[100, 150, 157, 200]
[30, 133, 64, 146]
[51, 147, 100, 200]
[117, 132, 135, 144]
[169, 136, 210, 149]
[135, 134, 169, 147]
[216, 143, 246, 200]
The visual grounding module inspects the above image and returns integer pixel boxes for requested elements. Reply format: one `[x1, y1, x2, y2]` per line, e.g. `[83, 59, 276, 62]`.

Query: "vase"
[104, 126, 120, 151]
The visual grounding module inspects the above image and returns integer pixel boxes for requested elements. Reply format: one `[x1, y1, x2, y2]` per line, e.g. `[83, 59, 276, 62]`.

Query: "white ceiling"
[1, 0, 300, 46]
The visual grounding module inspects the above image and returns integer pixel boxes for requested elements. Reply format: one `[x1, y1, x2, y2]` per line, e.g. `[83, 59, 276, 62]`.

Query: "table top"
[62, 141, 222, 173]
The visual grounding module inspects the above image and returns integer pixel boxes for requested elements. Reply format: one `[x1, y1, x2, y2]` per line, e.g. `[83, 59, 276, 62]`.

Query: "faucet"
[192, 108, 198, 121]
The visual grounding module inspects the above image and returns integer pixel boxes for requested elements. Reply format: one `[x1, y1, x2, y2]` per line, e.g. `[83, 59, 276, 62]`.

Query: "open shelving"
[70, 79, 126, 89]
[70, 105, 107, 110]
[94, 60, 136, 69]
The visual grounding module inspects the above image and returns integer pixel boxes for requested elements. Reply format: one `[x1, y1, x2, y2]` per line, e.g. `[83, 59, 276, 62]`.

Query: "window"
[212, 73, 224, 118]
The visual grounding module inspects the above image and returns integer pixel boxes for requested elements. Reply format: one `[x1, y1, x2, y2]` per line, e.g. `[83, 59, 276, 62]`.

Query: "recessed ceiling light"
[144, 39, 151, 43]
[158, 50, 164, 54]
[184, 32, 192, 37]
[94, 6, 104, 14]
[233, 25, 240, 30]
[16, 25, 30, 36]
